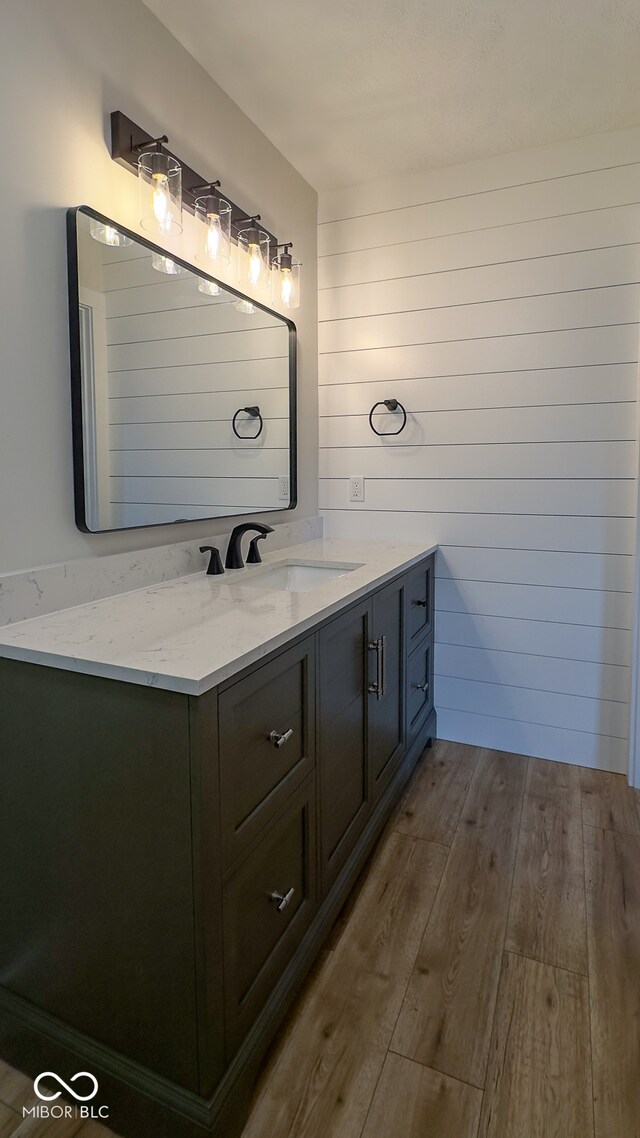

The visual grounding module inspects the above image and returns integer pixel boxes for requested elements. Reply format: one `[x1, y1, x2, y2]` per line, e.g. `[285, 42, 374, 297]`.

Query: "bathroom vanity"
[0, 539, 436, 1138]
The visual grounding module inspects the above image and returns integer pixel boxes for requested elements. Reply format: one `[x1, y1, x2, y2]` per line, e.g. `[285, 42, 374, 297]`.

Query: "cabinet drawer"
[407, 636, 434, 735]
[218, 637, 315, 866]
[405, 557, 434, 648]
[223, 779, 316, 1053]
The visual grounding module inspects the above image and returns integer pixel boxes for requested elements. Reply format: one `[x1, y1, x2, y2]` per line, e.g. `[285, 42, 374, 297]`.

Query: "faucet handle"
[247, 533, 269, 564]
[199, 546, 224, 576]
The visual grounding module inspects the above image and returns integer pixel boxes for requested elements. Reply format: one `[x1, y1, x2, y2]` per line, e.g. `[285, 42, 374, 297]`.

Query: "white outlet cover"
[349, 476, 365, 502]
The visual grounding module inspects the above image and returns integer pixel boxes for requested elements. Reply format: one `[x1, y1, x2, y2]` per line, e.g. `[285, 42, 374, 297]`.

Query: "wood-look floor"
[1, 742, 639, 1138]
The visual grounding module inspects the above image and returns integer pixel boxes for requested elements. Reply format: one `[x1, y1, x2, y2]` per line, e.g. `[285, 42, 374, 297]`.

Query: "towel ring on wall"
[232, 406, 264, 439]
[368, 399, 407, 436]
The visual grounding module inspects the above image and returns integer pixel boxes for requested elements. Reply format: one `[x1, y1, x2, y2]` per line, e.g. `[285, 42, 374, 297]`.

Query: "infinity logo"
[34, 1072, 99, 1102]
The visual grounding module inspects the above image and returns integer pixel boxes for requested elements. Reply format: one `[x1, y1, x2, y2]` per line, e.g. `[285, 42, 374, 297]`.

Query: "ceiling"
[142, 0, 640, 191]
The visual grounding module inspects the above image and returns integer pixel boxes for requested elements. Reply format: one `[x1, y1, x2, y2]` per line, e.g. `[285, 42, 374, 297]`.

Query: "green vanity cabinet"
[0, 552, 436, 1138]
[368, 576, 406, 800]
[317, 575, 408, 896]
[318, 597, 370, 894]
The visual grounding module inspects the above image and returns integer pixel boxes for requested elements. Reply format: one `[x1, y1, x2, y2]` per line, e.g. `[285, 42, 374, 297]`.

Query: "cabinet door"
[368, 577, 405, 800]
[318, 599, 369, 894]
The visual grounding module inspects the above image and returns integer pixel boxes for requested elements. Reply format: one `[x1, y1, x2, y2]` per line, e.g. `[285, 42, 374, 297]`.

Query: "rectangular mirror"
[67, 206, 296, 532]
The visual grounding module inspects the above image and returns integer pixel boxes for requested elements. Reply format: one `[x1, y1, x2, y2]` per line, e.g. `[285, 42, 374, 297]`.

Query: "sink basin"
[242, 560, 362, 593]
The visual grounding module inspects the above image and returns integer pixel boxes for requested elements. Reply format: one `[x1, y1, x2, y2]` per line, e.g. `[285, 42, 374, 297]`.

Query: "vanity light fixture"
[237, 217, 270, 290]
[151, 252, 182, 275]
[193, 181, 232, 269]
[137, 137, 183, 236]
[89, 220, 133, 247]
[110, 112, 285, 282]
[272, 243, 301, 310]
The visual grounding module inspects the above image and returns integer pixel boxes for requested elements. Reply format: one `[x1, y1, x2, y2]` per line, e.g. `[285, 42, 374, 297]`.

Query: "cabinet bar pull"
[415, 682, 429, 693]
[368, 636, 386, 700]
[269, 887, 295, 911]
[268, 728, 293, 749]
[412, 598, 428, 608]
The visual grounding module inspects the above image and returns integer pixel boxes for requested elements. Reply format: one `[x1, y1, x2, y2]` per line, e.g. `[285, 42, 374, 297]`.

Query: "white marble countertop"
[0, 539, 437, 695]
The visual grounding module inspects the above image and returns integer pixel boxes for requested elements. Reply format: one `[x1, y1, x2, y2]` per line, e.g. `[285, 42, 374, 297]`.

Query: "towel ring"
[369, 399, 407, 436]
[232, 405, 263, 439]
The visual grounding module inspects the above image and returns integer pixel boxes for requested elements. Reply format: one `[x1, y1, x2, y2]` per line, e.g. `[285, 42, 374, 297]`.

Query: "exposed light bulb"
[206, 214, 221, 259]
[151, 252, 181, 276]
[235, 298, 257, 315]
[280, 268, 293, 306]
[198, 278, 221, 296]
[195, 192, 231, 269]
[248, 244, 262, 286]
[152, 173, 170, 231]
[272, 246, 300, 309]
[89, 221, 133, 248]
[139, 143, 182, 235]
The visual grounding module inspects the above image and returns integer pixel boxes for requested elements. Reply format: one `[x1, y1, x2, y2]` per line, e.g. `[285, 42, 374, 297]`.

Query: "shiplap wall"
[318, 128, 640, 773]
[100, 250, 289, 528]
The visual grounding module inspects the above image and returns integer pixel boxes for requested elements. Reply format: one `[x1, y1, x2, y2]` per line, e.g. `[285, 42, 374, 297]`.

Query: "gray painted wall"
[0, 0, 317, 573]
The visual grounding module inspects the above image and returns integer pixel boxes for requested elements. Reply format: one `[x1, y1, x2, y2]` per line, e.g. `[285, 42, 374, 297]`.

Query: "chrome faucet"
[225, 522, 274, 569]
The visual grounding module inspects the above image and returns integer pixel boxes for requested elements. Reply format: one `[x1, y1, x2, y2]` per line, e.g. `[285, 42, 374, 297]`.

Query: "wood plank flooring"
[1, 742, 639, 1138]
[505, 758, 587, 974]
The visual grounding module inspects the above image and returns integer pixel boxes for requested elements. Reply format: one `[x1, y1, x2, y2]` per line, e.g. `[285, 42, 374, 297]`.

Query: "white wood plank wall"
[318, 128, 640, 772]
[102, 258, 290, 526]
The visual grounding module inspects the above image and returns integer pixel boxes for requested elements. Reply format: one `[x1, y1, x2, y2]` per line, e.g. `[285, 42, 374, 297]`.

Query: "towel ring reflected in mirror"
[369, 399, 407, 436]
[232, 406, 264, 439]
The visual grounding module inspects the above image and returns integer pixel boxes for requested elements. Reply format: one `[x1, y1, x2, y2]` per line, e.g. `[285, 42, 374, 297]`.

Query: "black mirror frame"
[66, 204, 298, 534]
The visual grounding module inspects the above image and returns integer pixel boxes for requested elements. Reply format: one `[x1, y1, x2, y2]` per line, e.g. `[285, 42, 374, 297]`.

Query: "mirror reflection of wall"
[72, 208, 294, 532]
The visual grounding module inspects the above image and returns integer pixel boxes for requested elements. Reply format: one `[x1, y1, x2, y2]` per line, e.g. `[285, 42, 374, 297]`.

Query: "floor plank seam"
[580, 784, 598, 1138]
[503, 945, 589, 978]
[384, 829, 454, 1023]
[480, 752, 530, 1096]
[382, 1046, 482, 1092]
[386, 1048, 486, 1093]
[401, 747, 480, 957]
[357, 821, 458, 1136]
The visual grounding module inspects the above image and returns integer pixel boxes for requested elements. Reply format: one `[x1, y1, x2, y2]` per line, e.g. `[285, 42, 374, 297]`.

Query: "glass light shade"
[237, 223, 270, 290]
[234, 297, 258, 315]
[195, 194, 231, 268]
[272, 257, 301, 310]
[138, 149, 182, 235]
[198, 277, 221, 296]
[89, 220, 133, 247]
[151, 252, 182, 276]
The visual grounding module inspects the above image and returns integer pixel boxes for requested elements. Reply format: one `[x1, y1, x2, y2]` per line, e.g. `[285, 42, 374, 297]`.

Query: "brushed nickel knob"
[269, 887, 295, 912]
[268, 728, 294, 748]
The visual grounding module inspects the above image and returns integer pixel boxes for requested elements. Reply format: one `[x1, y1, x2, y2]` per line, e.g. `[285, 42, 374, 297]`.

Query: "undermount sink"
[242, 560, 362, 593]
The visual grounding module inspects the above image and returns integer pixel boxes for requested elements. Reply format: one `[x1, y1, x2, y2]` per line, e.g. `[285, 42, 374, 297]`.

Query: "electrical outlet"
[349, 476, 365, 502]
[278, 476, 290, 500]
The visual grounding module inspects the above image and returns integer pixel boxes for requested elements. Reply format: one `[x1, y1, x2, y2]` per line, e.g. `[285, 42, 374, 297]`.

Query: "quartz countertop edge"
[0, 539, 437, 695]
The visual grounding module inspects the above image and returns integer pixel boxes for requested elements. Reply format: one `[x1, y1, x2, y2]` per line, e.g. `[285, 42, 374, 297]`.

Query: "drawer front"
[407, 636, 434, 734]
[223, 779, 316, 1053]
[405, 557, 434, 648]
[219, 637, 315, 866]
